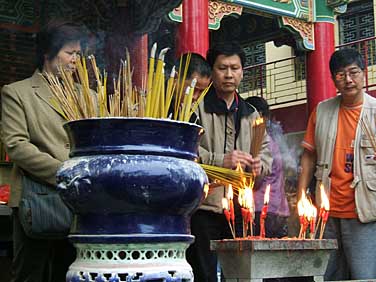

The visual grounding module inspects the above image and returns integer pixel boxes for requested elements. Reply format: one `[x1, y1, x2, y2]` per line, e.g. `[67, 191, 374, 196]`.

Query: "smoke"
[267, 120, 301, 193]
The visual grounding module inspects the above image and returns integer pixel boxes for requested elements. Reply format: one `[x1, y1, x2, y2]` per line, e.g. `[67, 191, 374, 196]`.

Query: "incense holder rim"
[63, 117, 204, 160]
[63, 116, 203, 128]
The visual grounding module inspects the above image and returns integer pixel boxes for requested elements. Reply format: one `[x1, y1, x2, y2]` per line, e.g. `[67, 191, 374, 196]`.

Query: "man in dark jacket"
[186, 42, 272, 282]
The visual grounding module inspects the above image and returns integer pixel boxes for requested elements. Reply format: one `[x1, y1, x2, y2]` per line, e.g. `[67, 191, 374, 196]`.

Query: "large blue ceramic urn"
[56, 118, 208, 282]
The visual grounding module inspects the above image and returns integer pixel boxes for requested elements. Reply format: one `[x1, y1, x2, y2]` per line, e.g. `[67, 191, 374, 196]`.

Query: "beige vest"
[314, 93, 376, 223]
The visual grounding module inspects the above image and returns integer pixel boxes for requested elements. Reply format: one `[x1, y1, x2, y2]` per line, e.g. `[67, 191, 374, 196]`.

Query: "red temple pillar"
[129, 34, 148, 89]
[306, 22, 336, 114]
[175, 0, 209, 58]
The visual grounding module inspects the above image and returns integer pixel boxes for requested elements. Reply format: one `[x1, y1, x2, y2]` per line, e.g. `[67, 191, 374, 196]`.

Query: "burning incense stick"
[200, 164, 255, 191]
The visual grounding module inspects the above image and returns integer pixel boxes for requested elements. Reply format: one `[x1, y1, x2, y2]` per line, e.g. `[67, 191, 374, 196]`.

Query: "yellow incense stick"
[145, 43, 157, 116]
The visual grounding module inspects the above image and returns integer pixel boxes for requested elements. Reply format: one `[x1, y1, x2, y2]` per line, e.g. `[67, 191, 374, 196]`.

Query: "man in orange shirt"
[298, 48, 376, 280]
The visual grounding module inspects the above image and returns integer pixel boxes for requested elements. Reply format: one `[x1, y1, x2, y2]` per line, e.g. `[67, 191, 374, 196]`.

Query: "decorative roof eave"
[222, 0, 310, 21]
[279, 16, 315, 51]
[169, 1, 243, 30]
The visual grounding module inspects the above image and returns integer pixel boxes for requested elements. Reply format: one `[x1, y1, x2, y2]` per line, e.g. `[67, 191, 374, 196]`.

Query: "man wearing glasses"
[298, 48, 376, 280]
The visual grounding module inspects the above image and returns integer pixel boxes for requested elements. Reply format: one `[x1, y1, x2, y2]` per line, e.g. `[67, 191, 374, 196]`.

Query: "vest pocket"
[360, 138, 376, 177]
[365, 180, 376, 191]
[355, 180, 376, 222]
[360, 138, 375, 155]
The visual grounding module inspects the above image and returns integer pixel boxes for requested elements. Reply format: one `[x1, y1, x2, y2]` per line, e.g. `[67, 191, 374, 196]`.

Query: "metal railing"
[241, 36, 376, 107]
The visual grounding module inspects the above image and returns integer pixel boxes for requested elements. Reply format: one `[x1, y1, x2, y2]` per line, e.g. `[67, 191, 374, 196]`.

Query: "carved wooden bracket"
[169, 0, 243, 30]
[281, 17, 314, 50]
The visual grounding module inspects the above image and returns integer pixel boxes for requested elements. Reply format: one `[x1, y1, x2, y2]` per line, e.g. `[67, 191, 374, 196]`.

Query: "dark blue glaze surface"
[64, 118, 204, 160]
[57, 118, 208, 242]
[68, 234, 194, 244]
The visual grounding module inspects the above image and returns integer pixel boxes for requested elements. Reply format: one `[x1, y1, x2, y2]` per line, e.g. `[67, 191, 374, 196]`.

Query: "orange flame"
[297, 189, 317, 220]
[244, 186, 253, 210]
[227, 184, 233, 201]
[238, 186, 249, 207]
[238, 188, 244, 206]
[263, 184, 271, 205]
[254, 117, 264, 126]
[222, 197, 229, 210]
[305, 201, 317, 220]
[320, 183, 330, 211]
[297, 189, 309, 217]
[203, 183, 209, 199]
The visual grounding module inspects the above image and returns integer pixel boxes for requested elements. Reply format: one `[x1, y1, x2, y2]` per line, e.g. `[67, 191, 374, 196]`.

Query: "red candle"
[248, 209, 254, 236]
[241, 207, 249, 224]
[319, 183, 330, 239]
[241, 207, 249, 237]
[310, 216, 316, 239]
[259, 184, 270, 238]
[228, 184, 235, 231]
[222, 197, 235, 238]
[260, 205, 268, 238]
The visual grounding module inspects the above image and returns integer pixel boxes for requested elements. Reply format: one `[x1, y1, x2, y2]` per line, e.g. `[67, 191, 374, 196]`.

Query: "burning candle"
[297, 199, 304, 238]
[245, 186, 254, 237]
[238, 188, 246, 237]
[318, 183, 330, 239]
[222, 198, 235, 238]
[259, 184, 270, 238]
[309, 205, 317, 239]
[227, 184, 235, 236]
[297, 189, 310, 239]
[239, 186, 254, 237]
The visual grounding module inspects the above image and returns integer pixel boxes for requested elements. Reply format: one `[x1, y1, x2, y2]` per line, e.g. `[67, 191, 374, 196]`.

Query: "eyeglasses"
[64, 51, 81, 59]
[334, 68, 362, 81]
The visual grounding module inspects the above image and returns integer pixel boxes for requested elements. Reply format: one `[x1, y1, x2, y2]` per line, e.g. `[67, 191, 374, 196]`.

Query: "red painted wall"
[271, 103, 309, 134]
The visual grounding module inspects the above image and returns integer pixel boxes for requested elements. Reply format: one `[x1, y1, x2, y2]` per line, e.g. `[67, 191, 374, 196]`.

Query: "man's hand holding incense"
[223, 150, 253, 171]
[249, 156, 262, 176]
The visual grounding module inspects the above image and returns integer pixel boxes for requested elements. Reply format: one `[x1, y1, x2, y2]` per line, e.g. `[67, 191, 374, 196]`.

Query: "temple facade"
[0, 1, 375, 279]
[0, 0, 373, 135]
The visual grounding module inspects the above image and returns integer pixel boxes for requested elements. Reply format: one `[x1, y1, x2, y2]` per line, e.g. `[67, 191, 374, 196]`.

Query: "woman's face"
[43, 41, 81, 75]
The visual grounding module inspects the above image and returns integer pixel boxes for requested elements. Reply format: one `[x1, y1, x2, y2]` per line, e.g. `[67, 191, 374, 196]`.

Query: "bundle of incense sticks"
[43, 44, 211, 122]
[250, 117, 266, 158]
[200, 164, 254, 192]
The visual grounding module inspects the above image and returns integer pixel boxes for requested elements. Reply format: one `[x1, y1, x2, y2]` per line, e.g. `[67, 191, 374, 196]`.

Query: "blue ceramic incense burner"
[56, 118, 208, 282]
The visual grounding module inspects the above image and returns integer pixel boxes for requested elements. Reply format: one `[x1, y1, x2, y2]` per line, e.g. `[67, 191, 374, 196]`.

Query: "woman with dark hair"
[1, 20, 84, 282]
